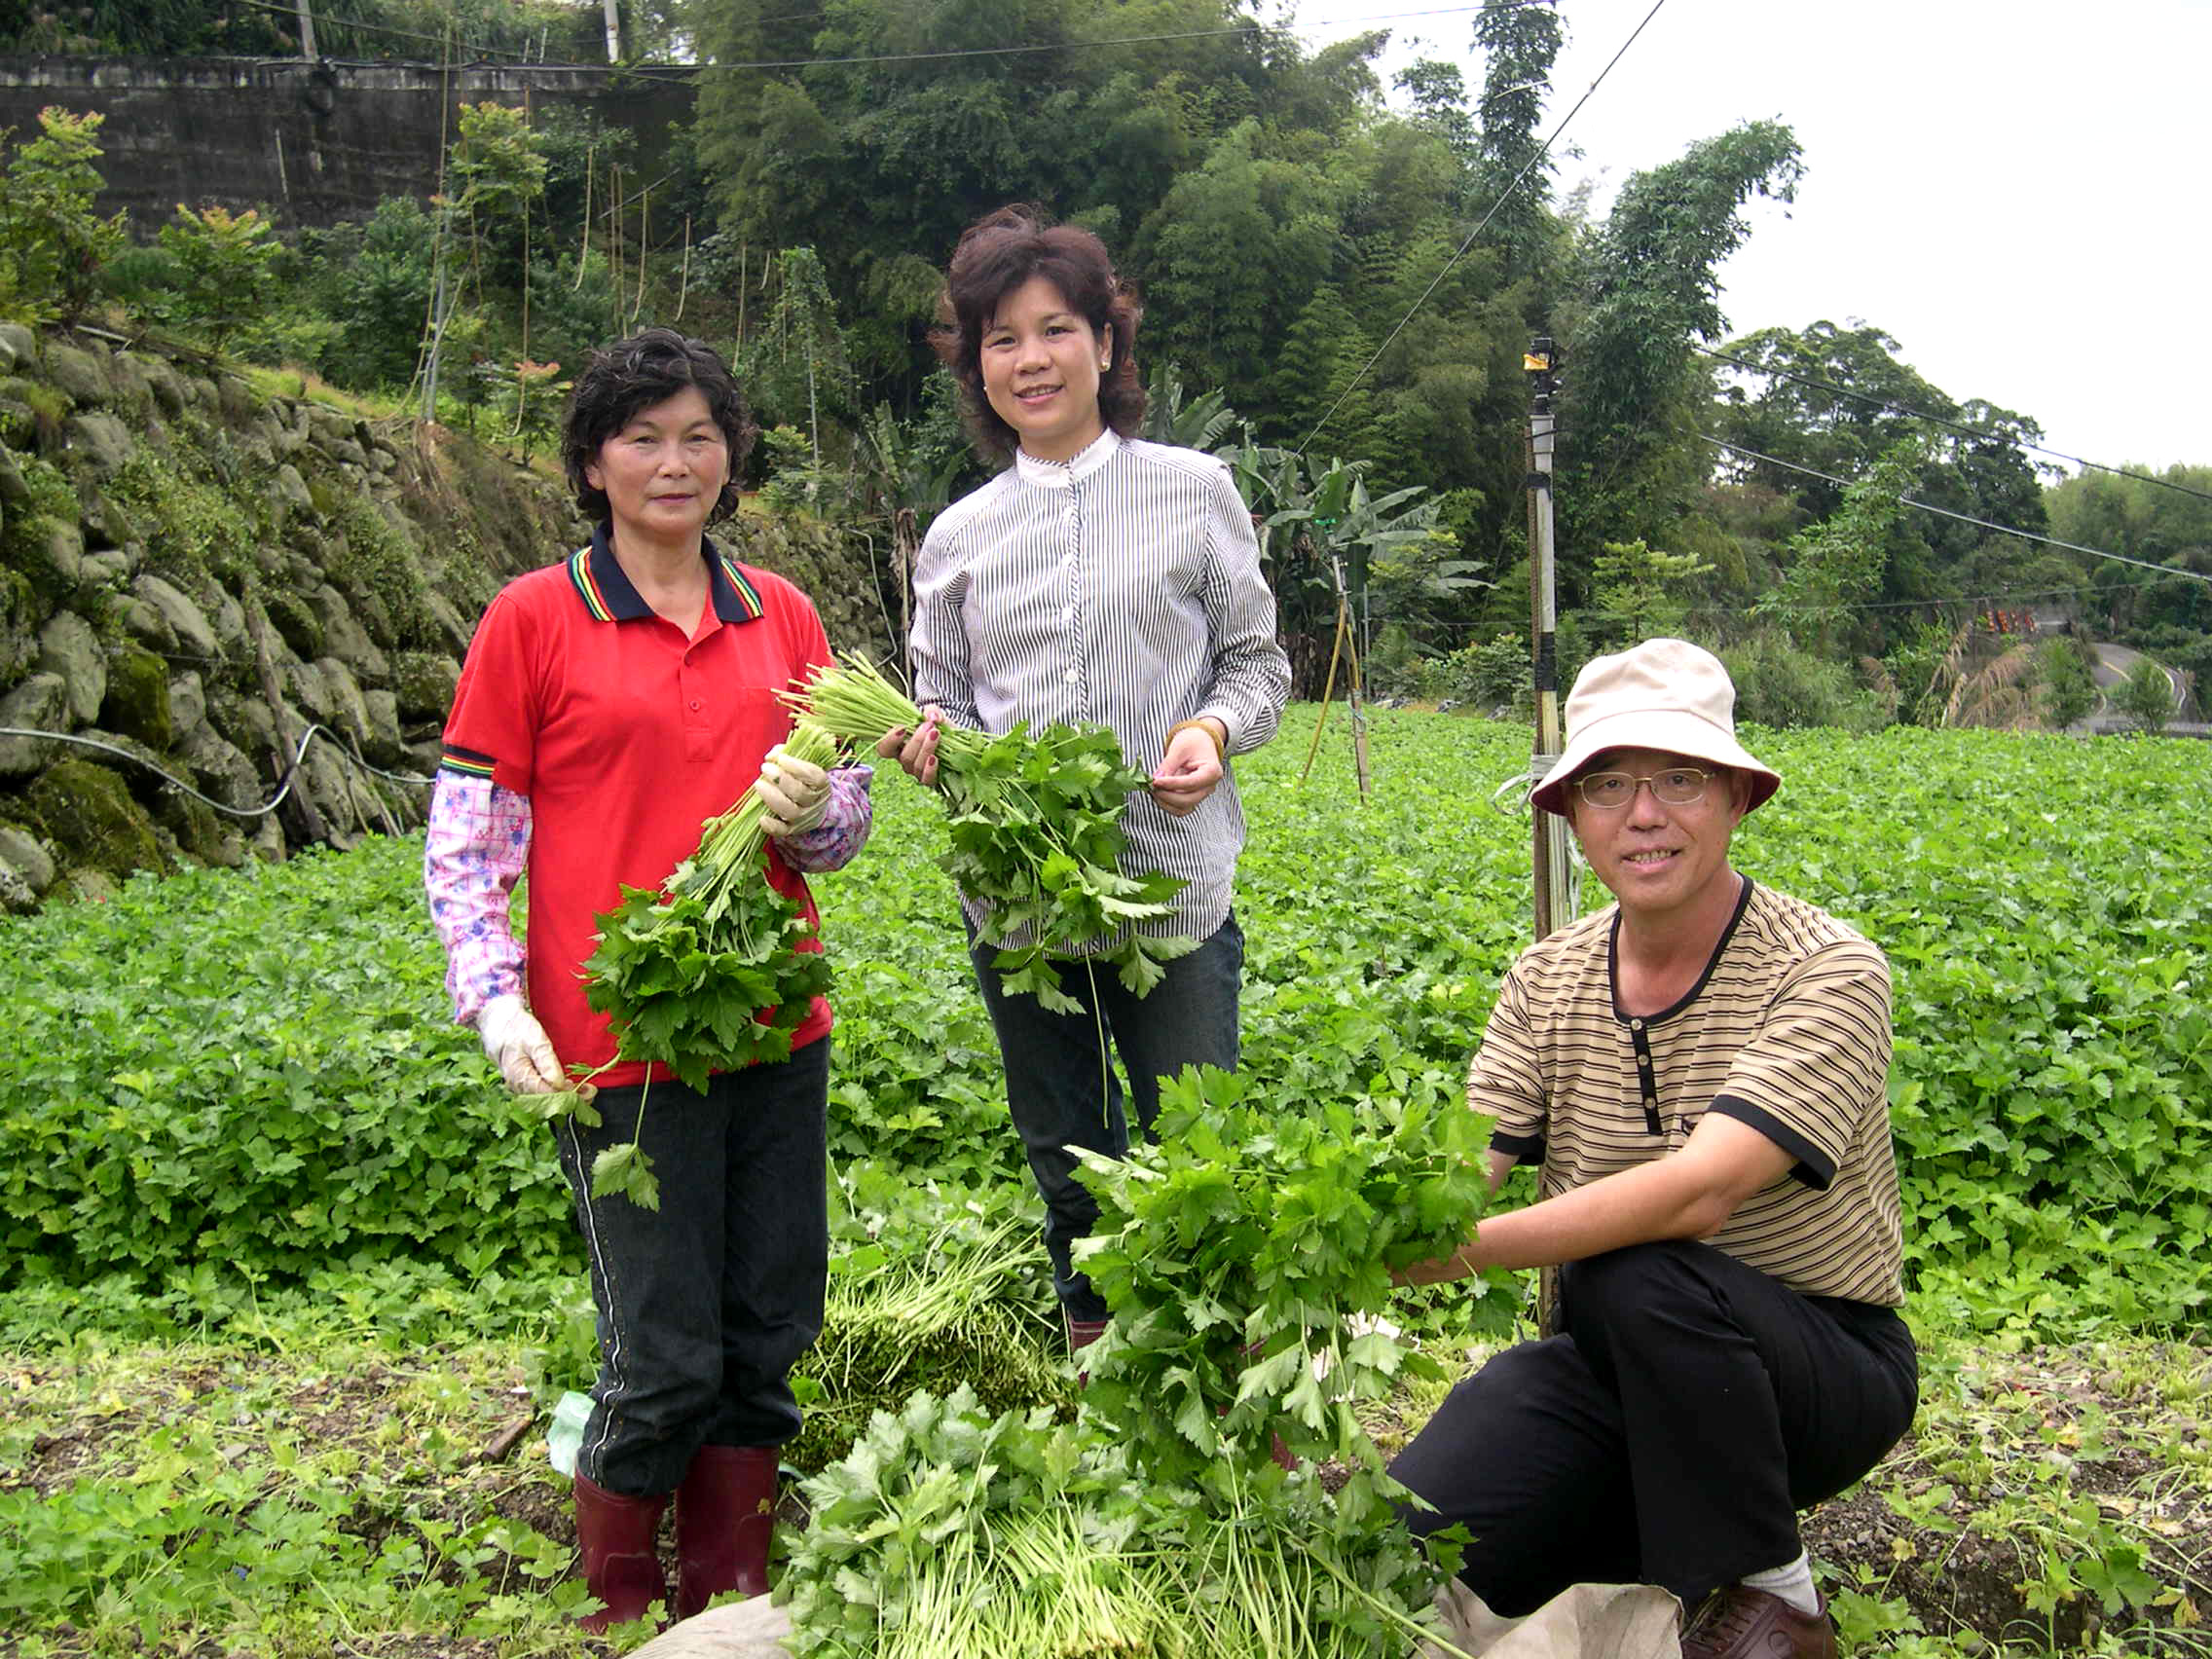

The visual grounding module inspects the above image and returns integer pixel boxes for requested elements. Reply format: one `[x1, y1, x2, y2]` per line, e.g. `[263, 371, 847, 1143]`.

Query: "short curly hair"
[561, 328, 756, 526]
[933, 204, 1145, 462]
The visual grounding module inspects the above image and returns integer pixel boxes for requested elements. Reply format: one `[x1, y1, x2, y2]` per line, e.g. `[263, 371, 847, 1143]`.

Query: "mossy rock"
[0, 566, 36, 681]
[0, 387, 34, 452]
[391, 649, 461, 722]
[0, 376, 69, 453]
[100, 645, 173, 750]
[216, 375, 260, 428]
[42, 342, 111, 408]
[8, 517, 83, 612]
[127, 352, 187, 420]
[153, 789, 237, 868]
[26, 758, 166, 882]
[104, 350, 154, 416]
[265, 589, 324, 660]
[2, 456, 92, 613]
[720, 515, 891, 662]
[1, 450, 79, 555]
[327, 495, 435, 649]
[77, 484, 136, 552]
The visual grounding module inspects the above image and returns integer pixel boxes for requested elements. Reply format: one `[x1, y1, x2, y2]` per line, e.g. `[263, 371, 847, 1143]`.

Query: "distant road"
[2083, 642, 2203, 736]
[2089, 643, 2186, 712]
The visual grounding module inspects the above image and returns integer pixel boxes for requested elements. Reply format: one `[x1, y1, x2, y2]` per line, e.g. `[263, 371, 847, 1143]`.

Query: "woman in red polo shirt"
[425, 329, 872, 1631]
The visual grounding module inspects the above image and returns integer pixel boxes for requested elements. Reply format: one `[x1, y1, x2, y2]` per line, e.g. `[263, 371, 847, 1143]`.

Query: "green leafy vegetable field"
[1, 710, 2207, 1655]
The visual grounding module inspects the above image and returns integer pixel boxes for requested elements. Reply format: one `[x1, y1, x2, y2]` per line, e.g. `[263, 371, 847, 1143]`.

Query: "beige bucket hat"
[1530, 638, 1781, 818]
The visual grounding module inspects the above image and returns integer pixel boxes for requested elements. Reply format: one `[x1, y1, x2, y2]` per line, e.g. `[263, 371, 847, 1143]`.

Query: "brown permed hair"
[561, 328, 757, 526]
[932, 204, 1145, 461]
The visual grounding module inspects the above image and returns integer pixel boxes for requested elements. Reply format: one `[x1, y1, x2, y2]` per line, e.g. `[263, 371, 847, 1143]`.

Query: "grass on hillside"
[235, 362, 407, 424]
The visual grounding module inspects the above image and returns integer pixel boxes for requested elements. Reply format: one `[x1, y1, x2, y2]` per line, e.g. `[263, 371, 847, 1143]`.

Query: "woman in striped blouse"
[879, 205, 1291, 1357]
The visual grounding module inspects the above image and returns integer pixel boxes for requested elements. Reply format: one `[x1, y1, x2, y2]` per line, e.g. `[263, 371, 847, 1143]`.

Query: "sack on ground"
[1419, 1579, 1681, 1659]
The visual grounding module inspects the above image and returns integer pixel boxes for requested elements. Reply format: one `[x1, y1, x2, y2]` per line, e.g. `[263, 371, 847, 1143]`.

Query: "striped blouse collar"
[1013, 427, 1121, 490]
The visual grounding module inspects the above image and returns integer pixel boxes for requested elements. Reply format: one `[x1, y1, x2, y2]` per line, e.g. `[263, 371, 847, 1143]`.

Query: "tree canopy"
[13, 0, 2203, 731]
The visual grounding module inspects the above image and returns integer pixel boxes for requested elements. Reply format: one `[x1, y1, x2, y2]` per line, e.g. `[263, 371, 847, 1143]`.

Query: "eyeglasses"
[1573, 767, 1717, 810]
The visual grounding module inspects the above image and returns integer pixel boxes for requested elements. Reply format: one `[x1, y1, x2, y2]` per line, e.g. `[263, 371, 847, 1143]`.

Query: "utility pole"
[1526, 336, 1573, 941]
[294, 0, 317, 59]
[602, 0, 622, 62]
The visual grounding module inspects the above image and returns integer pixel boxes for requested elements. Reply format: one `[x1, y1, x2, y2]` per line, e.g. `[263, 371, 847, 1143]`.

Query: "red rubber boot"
[572, 1474, 669, 1633]
[1067, 1311, 1111, 1388]
[673, 1445, 779, 1618]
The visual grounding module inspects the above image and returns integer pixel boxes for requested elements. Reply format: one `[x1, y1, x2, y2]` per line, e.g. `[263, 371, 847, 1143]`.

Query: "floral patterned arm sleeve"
[424, 769, 532, 1027]
[776, 762, 875, 874]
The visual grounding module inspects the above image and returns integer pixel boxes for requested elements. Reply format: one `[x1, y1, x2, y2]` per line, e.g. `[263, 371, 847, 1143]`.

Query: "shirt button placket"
[1062, 490, 1085, 713]
[681, 658, 710, 758]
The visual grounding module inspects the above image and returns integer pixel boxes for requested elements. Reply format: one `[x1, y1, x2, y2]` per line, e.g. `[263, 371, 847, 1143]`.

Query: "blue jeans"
[970, 913, 1244, 1321]
[555, 1036, 830, 1496]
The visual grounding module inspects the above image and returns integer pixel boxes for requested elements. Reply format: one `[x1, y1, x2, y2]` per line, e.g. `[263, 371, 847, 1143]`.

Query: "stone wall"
[0, 325, 890, 909]
[0, 56, 695, 231]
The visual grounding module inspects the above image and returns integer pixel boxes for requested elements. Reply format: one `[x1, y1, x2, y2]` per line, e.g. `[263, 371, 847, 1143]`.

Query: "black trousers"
[968, 913, 1244, 1322]
[1389, 1239, 1917, 1614]
[556, 1037, 830, 1496]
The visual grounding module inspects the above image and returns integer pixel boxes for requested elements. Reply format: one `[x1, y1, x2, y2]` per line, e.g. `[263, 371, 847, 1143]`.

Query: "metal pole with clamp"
[1526, 336, 1573, 942]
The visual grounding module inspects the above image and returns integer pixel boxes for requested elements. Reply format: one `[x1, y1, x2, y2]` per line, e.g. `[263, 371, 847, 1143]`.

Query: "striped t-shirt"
[910, 428, 1291, 944]
[1473, 878, 1903, 1305]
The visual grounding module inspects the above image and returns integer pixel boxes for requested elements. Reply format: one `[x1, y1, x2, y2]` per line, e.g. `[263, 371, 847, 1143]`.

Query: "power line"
[1608, 583, 2099, 624]
[229, 0, 535, 60]
[1381, 583, 2107, 637]
[695, 2, 1552, 71]
[1696, 342, 2212, 506]
[229, 0, 1549, 74]
[1699, 434, 2212, 587]
[1298, 0, 1667, 456]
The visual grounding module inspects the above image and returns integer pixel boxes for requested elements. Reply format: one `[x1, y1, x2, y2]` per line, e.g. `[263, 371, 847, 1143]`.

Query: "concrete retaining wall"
[0, 55, 696, 230]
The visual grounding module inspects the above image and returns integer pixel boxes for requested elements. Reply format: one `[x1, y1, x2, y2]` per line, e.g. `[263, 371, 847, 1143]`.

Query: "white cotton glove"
[756, 746, 832, 838]
[478, 993, 565, 1094]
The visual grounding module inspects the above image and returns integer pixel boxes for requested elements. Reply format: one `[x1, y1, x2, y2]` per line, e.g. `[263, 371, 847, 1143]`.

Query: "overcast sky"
[1284, 0, 2212, 476]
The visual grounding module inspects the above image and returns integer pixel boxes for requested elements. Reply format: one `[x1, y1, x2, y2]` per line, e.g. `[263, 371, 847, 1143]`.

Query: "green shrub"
[1722, 634, 1888, 730]
[2037, 637, 2098, 729]
[1361, 620, 1429, 700]
[302, 199, 436, 390]
[159, 203, 282, 354]
[2116, 660, 2175, 734]
[0, 108, 126, 325]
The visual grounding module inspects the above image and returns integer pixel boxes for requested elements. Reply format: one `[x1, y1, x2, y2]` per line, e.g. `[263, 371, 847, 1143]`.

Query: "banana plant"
[1217, 441, 1446, 697]
[855, 401, 969, 663]
[1142, 363, 1241, 452]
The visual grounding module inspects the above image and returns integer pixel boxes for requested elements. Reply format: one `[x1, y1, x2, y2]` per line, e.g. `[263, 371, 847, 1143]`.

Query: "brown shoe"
[1679, 1586, 1836, 1659]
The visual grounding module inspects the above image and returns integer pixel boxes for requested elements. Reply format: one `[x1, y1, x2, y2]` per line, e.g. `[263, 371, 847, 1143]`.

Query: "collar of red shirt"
[565, 523, 766, 625]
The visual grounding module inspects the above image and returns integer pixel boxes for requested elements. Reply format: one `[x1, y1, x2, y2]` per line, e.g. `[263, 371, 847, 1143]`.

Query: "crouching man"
[1392, 639, 1915, 1659]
